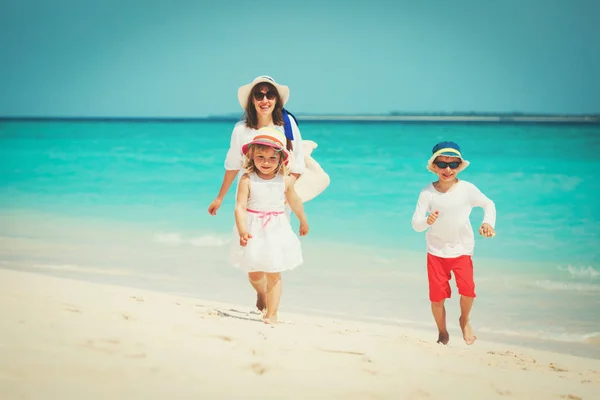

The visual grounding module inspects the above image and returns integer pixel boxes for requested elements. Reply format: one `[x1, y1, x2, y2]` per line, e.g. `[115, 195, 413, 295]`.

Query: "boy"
[411, 141, 496, 345]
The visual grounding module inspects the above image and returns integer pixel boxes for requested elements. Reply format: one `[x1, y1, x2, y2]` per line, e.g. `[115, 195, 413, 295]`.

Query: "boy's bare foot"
[256, 293, 266, 312]
[459, 317, 477, 345]
[437, 331, 450, 345]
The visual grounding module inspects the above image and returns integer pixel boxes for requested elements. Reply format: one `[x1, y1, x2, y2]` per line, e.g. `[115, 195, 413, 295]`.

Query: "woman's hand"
[208, 198, 222, 215]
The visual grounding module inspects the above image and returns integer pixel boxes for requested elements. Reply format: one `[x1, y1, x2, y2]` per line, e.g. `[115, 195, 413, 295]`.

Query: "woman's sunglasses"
[434, 161, 462, 169]
[253, 91, 276, 101]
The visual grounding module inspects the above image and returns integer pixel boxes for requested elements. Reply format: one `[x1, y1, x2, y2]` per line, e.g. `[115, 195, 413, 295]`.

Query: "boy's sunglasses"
[434, 161, 462, 169]
[253, 91, 276, 101]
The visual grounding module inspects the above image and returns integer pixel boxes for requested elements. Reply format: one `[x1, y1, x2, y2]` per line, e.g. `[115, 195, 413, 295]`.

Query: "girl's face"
[252, 147, 281, 176]
[432, 155, 462, 181]
[252, 84, 277, 117]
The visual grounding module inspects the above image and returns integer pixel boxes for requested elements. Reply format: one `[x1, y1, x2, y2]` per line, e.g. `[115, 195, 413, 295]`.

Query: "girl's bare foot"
[256, 293, 266, 312]
[263, 314, 278, 325]
[437, 331, 450, 345]
[459, 317, 477, 345]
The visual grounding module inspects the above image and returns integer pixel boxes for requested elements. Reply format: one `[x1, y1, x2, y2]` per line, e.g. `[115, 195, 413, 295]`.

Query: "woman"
[208, 75, 306, 312]
[208, 75, 305, 216]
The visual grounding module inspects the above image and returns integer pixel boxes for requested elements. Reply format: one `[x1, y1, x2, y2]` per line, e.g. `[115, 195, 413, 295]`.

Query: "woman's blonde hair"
[242, 144, 289, 176]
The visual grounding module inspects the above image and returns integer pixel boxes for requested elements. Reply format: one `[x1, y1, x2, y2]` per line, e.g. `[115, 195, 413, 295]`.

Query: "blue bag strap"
[282, 108, 298, 142]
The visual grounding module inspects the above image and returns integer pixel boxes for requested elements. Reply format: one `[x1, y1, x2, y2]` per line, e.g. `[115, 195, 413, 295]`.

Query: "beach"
[1, 119, 599, 398]
[1, 268, 598, 400]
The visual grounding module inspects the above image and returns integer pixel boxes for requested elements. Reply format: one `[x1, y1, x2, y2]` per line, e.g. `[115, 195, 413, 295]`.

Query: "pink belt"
[247, 209, 284, 229]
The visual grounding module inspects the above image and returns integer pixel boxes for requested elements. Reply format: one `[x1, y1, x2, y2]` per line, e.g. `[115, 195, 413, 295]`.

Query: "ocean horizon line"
[1, 113, 599, 124]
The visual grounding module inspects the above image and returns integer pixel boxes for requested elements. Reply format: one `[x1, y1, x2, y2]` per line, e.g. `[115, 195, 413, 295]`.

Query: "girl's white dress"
[229, 172, 304, 272]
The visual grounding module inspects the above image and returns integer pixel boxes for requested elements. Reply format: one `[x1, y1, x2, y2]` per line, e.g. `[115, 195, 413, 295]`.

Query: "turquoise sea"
[1, 119, 599, 357]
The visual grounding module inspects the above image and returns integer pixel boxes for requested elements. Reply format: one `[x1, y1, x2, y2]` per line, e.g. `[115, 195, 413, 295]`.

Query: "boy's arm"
[469, 183, 496, 227]
[285, 176, 309, 235]
[411, 191, 431, 232]
[234, 174, 251, 235]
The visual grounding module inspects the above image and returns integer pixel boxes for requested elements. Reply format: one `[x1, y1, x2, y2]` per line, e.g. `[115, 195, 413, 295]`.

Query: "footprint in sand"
[130, 296, 145, 302]
[361, 355, 381, 376]
[63, 303, 82, 313]
[249, 363, 267, 375]
[211, 335, 233, 342]
[561, 395, 582, 400]
[83, 339, 121, 354]
[549, 363, 569, 373]
[206, 309, 223, 317]
[83, 339, 146, 359]
[407, 389, 431, 398]
[334, 328, 359, 336]
[492, 386, 512, 396]
[486, 350, 536, 368]
[125, 353, 147, 359]
[318, 348, 365, 356]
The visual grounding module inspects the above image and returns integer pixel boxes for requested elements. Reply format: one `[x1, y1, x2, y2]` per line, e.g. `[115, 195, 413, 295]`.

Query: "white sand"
[0, 269, 598, 400]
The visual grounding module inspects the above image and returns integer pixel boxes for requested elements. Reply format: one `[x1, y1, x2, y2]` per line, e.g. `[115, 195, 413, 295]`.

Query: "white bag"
[294, 140, 330, 203]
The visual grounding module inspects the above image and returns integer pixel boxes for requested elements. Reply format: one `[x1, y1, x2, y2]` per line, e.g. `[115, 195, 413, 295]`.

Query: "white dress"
[229, 172, 304, 273]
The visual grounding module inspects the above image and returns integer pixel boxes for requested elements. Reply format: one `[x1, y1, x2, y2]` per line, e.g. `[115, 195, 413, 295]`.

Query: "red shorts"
[427, 253, 476, 302]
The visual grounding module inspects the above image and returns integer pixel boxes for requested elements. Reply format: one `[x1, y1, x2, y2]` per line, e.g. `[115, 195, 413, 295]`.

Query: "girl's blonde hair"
[242, 144, 289, 176]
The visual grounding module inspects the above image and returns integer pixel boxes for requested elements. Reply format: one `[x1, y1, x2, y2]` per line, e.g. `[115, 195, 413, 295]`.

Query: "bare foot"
[459, 317, 477, 345]
[256, 293, 266, 312]
[437, 331, 450, 345]
[263, 314, 278, 325]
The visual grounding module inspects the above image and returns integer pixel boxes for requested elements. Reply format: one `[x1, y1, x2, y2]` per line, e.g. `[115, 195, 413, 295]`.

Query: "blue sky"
[1, 0, 599, 117]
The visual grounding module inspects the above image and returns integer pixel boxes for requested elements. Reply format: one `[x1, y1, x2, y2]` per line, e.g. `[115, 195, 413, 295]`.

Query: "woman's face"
[252, 84, 278, 117]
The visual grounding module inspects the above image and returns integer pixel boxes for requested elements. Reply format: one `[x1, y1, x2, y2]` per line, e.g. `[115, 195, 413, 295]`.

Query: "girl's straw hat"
[241, 126, 290, 163]
[237, 75, 290, 109]
[427, 141, 470, 173]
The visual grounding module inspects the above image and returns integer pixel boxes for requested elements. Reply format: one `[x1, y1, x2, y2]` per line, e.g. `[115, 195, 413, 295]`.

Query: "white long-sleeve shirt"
[411, 180, 496, 258]
[224, 119, 306, 175]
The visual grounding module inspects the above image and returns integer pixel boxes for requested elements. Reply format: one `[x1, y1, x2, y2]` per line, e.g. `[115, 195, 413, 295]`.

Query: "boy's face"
[432, 155, 462, 181]
[252, 147, 280, 175]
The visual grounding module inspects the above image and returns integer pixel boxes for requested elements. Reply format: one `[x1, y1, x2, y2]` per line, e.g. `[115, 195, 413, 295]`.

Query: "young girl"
[229, 126, 309, 324]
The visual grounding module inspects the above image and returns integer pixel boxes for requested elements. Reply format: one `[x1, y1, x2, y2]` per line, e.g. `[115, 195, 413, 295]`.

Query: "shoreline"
[1, 268, 599, 399]
[1, 208, 599, 361]
[1, 209, 599, 361]
[3, 263, 600, 361]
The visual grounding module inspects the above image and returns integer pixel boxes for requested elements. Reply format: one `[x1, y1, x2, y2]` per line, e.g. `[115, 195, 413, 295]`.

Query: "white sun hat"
[237, 75, 290, 109]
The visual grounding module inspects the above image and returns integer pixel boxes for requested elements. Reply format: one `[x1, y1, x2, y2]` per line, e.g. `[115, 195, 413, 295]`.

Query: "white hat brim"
[237, 76, 289, 110]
